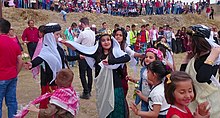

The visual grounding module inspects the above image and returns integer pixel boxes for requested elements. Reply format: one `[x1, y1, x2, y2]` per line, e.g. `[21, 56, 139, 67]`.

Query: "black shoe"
[80, 93, 90, 99]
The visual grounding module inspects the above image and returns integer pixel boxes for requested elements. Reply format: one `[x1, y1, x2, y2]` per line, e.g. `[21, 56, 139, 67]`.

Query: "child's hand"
[194, 106, 210, 118]
[136, 90, 143, 97]
[126, 76, 137, 83]
[79, 55, 85, 59]
[102, 58, 108, 65]
[24, 62, 32, 69]
[27, 104, 40, 113]
[129, 102, 139, 115]
[61, 42, 76, 50]
[197, 101, 210, 116]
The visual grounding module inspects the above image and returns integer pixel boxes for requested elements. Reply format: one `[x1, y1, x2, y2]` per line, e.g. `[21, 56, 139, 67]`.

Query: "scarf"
[14, 87, 79, 118]
[31, 38, 43, 80]
[38, 33, 62, 84]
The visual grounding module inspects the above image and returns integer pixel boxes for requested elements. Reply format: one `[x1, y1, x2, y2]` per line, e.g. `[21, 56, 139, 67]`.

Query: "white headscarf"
[39, 33, 62, 84]
[66, 36, 126, 69]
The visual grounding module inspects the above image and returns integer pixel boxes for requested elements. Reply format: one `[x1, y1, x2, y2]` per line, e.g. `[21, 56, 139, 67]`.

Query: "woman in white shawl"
[180, 25, 220, 117]
[63, 32, 130, 118]
[24, 23, 66, 109]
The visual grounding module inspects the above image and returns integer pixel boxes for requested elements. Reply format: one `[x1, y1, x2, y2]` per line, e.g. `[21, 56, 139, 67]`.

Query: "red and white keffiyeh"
[14, 87, 79, 118]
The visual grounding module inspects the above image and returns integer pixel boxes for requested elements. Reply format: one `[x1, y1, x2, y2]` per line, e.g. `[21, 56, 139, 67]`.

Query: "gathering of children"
[1, 16, 220, 118]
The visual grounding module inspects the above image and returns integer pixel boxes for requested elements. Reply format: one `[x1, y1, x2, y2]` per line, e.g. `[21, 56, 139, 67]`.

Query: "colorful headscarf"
[145, 48, 163, 61]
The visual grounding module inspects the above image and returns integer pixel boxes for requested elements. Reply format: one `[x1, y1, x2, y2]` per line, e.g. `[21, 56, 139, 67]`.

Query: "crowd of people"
[1, 15, 220, 118]
[4, 0, 215, 18]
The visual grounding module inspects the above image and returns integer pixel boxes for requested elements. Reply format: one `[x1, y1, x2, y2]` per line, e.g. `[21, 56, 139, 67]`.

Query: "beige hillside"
[3, 5, 220, 37]
[1, 5, 220, 118]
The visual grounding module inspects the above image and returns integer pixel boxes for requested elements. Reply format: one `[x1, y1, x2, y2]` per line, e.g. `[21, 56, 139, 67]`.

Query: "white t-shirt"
[126, 32, 130, 46]
[125, 46, 135, 57]
[75, 27, 95, 47]
[152, 30, 157, 41]
[148, 82, 170, 115]
[142, 69, 151, 97]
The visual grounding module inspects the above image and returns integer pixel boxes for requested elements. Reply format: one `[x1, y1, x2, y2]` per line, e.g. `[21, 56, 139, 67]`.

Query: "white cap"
[92, 24, 96, 28]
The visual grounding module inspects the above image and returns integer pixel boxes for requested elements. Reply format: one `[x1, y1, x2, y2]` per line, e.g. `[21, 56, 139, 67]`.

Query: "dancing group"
[1, 16, 220, 118]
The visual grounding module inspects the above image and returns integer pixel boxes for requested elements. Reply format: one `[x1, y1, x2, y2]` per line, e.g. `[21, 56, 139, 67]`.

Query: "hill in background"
[3, 5, 220, 38]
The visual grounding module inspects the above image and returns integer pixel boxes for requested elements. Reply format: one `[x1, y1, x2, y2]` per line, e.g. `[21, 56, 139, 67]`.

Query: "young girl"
[63, 32, 130, 118]
[164, 71, 210, 118]
[128, 48, 163, 113]
[113, 27, 144, 97]
[15, 69, 79, 118]
[155, 40, 175, 71]
[130, 60, 170, 118]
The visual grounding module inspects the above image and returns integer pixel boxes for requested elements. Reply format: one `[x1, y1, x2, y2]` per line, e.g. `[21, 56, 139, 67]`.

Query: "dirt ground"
[1, 53, 184, 118]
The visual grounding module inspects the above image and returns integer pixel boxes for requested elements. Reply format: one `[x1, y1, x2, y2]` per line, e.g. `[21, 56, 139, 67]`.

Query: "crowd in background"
[3, 0, 214, 17]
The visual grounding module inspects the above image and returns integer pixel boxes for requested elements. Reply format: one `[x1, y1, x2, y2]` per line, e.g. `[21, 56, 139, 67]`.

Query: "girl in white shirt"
[130, 60, 170, 118]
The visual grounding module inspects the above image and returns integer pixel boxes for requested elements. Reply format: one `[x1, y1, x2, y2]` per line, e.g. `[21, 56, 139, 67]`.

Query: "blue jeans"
[0, 78, 18, 118]
[63, 14, 66, 21]
[68, 47, 76, 67]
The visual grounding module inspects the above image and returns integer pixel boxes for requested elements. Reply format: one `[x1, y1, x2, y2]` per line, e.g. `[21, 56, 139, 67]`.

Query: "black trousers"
[78, 59, 93, 94]
[175, 38, 182, 53]
[27, 42, 37, 59]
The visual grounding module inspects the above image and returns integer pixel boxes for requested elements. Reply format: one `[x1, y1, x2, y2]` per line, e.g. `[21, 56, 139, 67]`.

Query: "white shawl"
[65, 37, 126, 117]
[38, 33, 62, 84]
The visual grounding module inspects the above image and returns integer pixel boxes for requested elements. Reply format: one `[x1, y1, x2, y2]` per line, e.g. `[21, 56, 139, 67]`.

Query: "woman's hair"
[56, 69, 74, 88]
[154, 41, 171, 58]
[38, 25, 45, 34]
[147, 60, 169, 81]
[164, 71, 196, 105]
[187, 25, 212, 57]
[191, 35, 211, 57]
[96, 34, 114, 63]
[112, 27, 127, 50]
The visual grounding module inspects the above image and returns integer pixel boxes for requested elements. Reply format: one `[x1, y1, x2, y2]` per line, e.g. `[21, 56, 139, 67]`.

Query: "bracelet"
[204, 60, 214, 65]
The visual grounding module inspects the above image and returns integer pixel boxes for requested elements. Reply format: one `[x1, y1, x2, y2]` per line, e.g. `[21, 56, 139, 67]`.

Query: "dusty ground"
[2, 53, 184, 118]
[1, 5, 220, 118]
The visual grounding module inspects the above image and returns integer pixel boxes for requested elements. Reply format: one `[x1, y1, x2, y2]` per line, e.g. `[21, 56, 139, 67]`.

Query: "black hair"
[80, 17, 89, 25]
[0, 18, 11, 34]
[131, 24, 136, 28]
[71, 22, 77, 27]
[96, 34, 114, 63]
[112, 27, 127, 50]
[148, 60, 169, 81]
[38, 25, 45, 33]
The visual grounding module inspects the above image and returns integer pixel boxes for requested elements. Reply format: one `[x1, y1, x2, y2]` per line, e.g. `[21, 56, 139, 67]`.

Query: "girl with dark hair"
[113, 27, 144, 96]
[164, 71, 210, 118]
[130, 60, 170, 118]
[180, 24, 220, 117]
[154, 41, 175, 71]
[128, 48, 163, 114]
[175, 29, 183, 53]
[180, 27, 190, 52]
[62, 32, 130, 118]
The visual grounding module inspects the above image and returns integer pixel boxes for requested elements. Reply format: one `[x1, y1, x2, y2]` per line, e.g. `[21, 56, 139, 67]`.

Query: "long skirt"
[107, 87, 127, 118]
